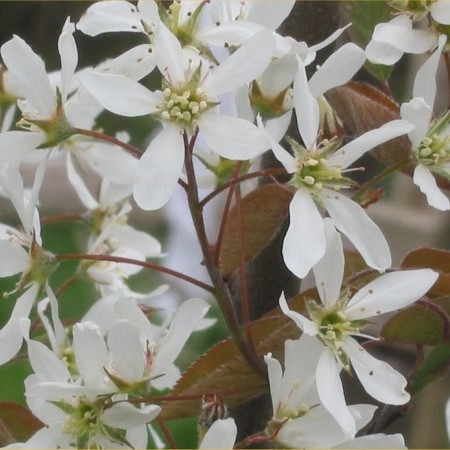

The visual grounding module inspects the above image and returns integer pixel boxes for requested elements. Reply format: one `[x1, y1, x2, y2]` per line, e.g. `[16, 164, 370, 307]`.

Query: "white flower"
[80, 24, 273, 210]
[23, 321, 160, 448]
[400, 34, 450, 210]
[259, 55, 413, 278]
[366, 15, 437, 65]
[279, 218, 438, 435]
[265, 335, 405, 445]
[0, 163, 56, 365]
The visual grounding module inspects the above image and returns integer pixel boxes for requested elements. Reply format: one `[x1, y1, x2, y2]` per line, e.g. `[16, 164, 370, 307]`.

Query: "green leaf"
[342, 1, 393, 81]
[381, 297, 450, 345]
[409, 341, 450, 394]
[160, 290, 314, 420]
[0, 402, 43, 445]
[219, 184, 293, 277]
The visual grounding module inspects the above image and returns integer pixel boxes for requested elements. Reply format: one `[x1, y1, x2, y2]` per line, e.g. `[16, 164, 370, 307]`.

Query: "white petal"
[372, 20, 436, 54]
[76, 1, 144, 35]
[344, 337, 410, 405]
[413, 164, 450, 210]
[283, 190, 326, 279]
[264, 352, 283, 414]
[313, 218, 344, 308]
[279, 293, 319, 336]
[0, 284, 38, 365]
[28, 340, 71, 382]
[345, 268, 438, 320]
[107, 320, 145, 382]
[58, 19, 78, 104]
[257, 115, 296, 173]
[1, 35, 55, 119]
[198, 21, 264, 47]
[277, 404, 363, 448]
[102, 403, 161, 429]
[323, 191, 391, 272]
[265, 110, 293, 144]
[281, 336, 322, 407]
[246, 0, 295, 30]
[199, 418, 237, 449]
[73, 321, 109, 388]
[152, 298, 209, 374]
[83, 143, 137, 185]
[400, 98, 432, 148]
[365, 39, 403, 66]
[431, 1, 450, 24]
[0, 131, 45, 165]
[66, 153, 99, 210]
[78, 71, 160, 116]
[338, 433, 406, 448]
[154, 22, 185, 85]
[413, 34, 447, 109]
[329, 119, 414, 169]
[133, 126, 184, 210]
[293, 57, 319, 149]
[204, 30, 274, 97]
[259, 53, 297, 98]
[309, 43, 365, 98]
[0, 240, 29, 277]
[198, 114, 269, 160]
[316, 348, 356, 438]
[99, 44, 156, 81]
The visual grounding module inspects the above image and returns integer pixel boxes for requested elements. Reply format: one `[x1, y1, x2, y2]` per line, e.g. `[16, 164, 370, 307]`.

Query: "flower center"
[161, 85, 209, 130]
[58, 397, 105, 448]
[388, 0, 436, 20]
[288, 137, 352, 193]
[416, 135, 450, 168]
[306, 293, 366, 370]
[414, 112, 450, 176]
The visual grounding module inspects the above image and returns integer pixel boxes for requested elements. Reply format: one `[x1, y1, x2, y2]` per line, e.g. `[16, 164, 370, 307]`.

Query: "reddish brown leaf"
[327, 82, 411, 167]
[0, 402, 43, 445]
[219, 184, 293, 277]
[160, 290, 314, 420]
[381, 297, 450, 345]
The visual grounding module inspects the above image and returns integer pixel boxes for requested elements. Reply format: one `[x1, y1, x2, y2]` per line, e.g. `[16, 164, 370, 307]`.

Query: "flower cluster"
[0, 0, 449, 448]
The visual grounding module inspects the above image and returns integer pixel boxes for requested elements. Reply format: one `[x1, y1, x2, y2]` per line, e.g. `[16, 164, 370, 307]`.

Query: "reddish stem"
[40, 214, 84, 225]
[213, 162, 243, 266]
[199, 167, 286, 208]
[56, 252, 214, 293]
[73, 127, 143, 157]
[157, 416, 177, 449]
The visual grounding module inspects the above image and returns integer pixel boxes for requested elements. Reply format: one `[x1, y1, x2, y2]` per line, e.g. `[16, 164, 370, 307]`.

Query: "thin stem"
[443, 52, 450, 109]
[40, 213, 84, 225]
[73, 127, 143, 158]
[157, 416, 177, 449]
[235, 181, 257, 353]
[183, 130, 266, 377]
[213, 162, 243, 266]
[199, 167, 286, 208]
[56, 252, 214, 293]
[54, 273, 78, 298]
[352, 160, 410, 205]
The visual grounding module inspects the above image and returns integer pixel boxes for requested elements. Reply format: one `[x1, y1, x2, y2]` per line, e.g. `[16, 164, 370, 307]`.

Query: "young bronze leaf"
[219, 184, 293, 277]
[401, 248, 450, 297]
[0, 402, 43, 445]
[326, 82, 412, 167]
[160, 290, 312, 420]
[381, 297, 450, 345]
